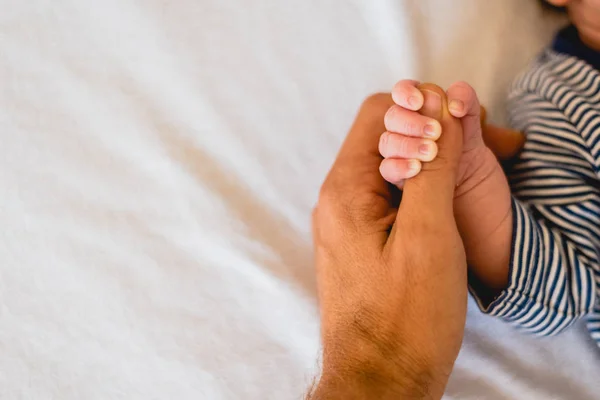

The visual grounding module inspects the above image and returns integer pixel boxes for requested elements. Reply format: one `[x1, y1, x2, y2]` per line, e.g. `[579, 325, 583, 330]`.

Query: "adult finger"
[399, 84, 463, 214]
[318, 93, 396, 240]
[329, 93, 394, 176]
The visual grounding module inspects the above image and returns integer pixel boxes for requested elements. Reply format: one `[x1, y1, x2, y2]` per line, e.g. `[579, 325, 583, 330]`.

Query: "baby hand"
[381, 80, 513, 290]
[380, 80, 488, 190]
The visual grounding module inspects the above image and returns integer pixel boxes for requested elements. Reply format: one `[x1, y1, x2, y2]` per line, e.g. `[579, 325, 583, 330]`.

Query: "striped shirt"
[471, 25, 600, 346]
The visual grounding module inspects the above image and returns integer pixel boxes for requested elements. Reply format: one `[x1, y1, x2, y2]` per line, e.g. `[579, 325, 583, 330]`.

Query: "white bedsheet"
[2, 0, 599, 398]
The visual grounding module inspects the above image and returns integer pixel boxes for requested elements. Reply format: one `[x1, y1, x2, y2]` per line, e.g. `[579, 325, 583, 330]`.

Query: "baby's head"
[542, 0, 600, 50]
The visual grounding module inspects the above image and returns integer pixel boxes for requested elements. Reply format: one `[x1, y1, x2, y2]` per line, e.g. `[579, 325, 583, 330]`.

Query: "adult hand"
[309, 85, 468, 399]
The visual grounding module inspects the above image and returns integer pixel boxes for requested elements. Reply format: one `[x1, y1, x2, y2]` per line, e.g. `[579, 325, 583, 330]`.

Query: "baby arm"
[383, 81, 599, 335]
[382, 81, 512, 292]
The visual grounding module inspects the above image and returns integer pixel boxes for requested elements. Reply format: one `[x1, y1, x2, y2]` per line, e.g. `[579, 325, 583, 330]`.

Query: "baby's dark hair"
[539, 0, 567, 12]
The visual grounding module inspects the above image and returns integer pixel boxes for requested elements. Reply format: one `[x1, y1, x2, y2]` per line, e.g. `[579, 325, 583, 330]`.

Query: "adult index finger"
[318, 93, 397, 240]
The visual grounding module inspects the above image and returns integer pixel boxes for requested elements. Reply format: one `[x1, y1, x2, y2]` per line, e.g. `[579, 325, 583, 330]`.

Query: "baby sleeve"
[470, 89, 600, 336]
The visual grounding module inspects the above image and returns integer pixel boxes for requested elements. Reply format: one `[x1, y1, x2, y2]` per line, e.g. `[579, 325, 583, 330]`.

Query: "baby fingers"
[379, 132, 438, 162]
[384, 105, 442, 140]
[379, 158, 422, 186]
[391, 79, 423, 110]
[446, 81, 480, 119]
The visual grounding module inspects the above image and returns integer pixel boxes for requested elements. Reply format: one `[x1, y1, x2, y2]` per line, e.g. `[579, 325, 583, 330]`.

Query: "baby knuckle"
[402, 119, 418, 135]
[382, 167, 401, 183]
[396, 136, 412, 154]
[392, 80, 405, 94]
[449, 82, 469, 98]
[384, 105, 400, 128]
[385, 167, 403, 183]
[394, 79, 415, 92]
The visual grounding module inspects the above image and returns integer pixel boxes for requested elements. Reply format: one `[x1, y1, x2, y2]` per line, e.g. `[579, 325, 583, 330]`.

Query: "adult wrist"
[308, 332, 444, 400]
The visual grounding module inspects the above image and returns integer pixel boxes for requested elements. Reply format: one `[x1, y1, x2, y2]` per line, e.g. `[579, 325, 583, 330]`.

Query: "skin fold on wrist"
[307, 330, 445, 400]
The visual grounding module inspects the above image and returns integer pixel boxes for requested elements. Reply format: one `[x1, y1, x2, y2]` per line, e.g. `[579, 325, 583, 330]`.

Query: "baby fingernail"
[408, 96, 420, 108]
[449, 99, 464, 114]
[421, 90, 442, 119]
[380, 132, 388, 145]
[423, 122, 439, 138]
[419, 143, 432, 155]
[408, 160, 421, 173]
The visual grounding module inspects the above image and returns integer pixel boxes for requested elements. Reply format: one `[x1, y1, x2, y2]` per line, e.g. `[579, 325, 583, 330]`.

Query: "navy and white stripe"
[471, 47, 600, 347]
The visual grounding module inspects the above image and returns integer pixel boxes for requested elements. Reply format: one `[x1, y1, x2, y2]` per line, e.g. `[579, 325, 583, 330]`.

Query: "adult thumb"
[399, 84, 463, 214]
